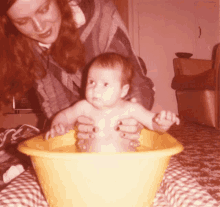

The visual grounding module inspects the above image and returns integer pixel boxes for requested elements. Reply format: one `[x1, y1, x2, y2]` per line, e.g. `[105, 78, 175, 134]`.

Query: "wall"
[129, 0, 219, 113]
[193, 1, 219, 59]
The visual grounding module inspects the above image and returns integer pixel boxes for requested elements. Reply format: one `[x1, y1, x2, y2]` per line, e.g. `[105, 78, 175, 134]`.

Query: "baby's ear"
[121, 84, 130, 98]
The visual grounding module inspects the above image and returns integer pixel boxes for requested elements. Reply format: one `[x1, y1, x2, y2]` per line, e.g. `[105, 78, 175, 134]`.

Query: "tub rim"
[18, 130, 184, 160]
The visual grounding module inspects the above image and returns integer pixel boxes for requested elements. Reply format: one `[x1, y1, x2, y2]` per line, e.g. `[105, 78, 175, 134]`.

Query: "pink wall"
[134, 0, 219, 113]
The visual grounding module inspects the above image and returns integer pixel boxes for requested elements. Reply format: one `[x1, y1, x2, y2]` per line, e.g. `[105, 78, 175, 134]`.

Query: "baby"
[47, 53, 179, 152]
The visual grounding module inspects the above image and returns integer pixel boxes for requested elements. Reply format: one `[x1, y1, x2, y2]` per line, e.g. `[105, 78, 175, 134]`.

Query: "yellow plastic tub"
[18, 129, 183, 207]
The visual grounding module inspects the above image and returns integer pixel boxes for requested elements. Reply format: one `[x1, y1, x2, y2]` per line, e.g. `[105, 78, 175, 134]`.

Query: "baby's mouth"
[92, 97, 102, 103]
[93, 97, 100, 101]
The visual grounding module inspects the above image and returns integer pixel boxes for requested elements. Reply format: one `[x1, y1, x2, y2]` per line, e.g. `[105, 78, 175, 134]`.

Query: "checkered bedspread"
[0, 157, 219, 207]
[0, 123, 220, 206]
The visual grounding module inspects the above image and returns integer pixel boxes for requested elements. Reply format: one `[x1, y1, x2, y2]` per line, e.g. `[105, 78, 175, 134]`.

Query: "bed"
[0, 120, 219, 207]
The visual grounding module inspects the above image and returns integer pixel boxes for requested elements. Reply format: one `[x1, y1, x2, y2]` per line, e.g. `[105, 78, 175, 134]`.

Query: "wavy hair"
[0, 0, 85, 106]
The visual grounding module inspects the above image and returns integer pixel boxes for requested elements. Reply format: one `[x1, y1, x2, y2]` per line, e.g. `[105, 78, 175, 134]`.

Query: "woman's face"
[7, 0, 62, 44]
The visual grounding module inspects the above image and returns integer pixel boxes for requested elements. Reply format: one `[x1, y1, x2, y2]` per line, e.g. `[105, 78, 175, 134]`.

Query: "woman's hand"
[115, 118, 143, 148]
[115, 97, 144, 148]
[75, 116, 98, 138]
[75, 116, 98, 151]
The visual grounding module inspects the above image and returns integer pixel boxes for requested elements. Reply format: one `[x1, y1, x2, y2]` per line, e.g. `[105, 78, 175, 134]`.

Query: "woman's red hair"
[0, 0, 85, 106]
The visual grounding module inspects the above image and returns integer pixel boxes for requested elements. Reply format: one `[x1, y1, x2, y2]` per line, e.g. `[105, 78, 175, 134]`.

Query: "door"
[194, 1, 219, 59]
[131, 0, 219, 113]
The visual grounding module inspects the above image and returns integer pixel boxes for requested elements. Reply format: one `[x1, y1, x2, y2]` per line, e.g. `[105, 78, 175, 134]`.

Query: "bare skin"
[47, 100, 179, 152]
[47, 65, 179, 152]
[75, 100, 143, 148]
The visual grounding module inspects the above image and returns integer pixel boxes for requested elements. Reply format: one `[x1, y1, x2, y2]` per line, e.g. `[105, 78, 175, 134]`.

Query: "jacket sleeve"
[79, 0, 155, 110]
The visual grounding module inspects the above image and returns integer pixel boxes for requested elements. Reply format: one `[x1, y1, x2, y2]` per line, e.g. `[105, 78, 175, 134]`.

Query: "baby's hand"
[45, 123, 71, 140]
[154, 110, 180, 131]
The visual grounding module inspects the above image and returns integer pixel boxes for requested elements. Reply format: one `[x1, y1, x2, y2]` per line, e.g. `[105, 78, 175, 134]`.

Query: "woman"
[0, 0, 155, 143]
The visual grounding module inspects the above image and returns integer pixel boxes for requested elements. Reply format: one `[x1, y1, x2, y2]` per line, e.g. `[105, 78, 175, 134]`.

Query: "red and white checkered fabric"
[0, 158, 219, 207]
[159, 157, 220, 207]
[0, 168, 48, 207]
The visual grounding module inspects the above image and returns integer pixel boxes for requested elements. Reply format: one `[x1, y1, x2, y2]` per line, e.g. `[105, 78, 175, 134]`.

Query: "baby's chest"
[93, 115, 119, 130]
[91, 109, 129, 129]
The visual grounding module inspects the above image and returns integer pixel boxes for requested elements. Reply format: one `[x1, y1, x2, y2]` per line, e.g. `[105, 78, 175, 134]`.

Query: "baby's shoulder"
[73, 100, 92, 110]
[121, 101, 140, 111]
[74, 99, 89, 106]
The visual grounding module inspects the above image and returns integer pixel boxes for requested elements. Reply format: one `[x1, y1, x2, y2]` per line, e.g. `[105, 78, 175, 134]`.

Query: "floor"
[168, 119, 220, 201]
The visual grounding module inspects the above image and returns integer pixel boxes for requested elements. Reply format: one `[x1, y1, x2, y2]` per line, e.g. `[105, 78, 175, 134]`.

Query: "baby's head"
[89, 52, 133, 87]
[85, 53, 134, 109]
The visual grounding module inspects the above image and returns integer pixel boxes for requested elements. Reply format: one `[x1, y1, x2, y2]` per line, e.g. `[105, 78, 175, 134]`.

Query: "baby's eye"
[104, 83, 109, 87]
[88, 80, 95, 85]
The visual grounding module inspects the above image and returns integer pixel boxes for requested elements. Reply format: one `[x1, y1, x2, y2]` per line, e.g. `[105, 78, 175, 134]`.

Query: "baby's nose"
[94, 84, 102, 93]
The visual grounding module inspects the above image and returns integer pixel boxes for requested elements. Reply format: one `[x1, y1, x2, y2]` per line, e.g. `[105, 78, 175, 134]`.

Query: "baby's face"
[85, 65, 124, 110]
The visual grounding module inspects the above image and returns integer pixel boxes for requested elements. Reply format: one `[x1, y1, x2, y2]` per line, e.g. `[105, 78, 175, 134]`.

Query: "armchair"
[172, 44, 220, 129]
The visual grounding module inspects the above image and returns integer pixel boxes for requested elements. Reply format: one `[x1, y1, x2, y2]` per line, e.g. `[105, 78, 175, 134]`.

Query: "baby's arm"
[46, 101, 87, 139]
[128, 102, 179, 132]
